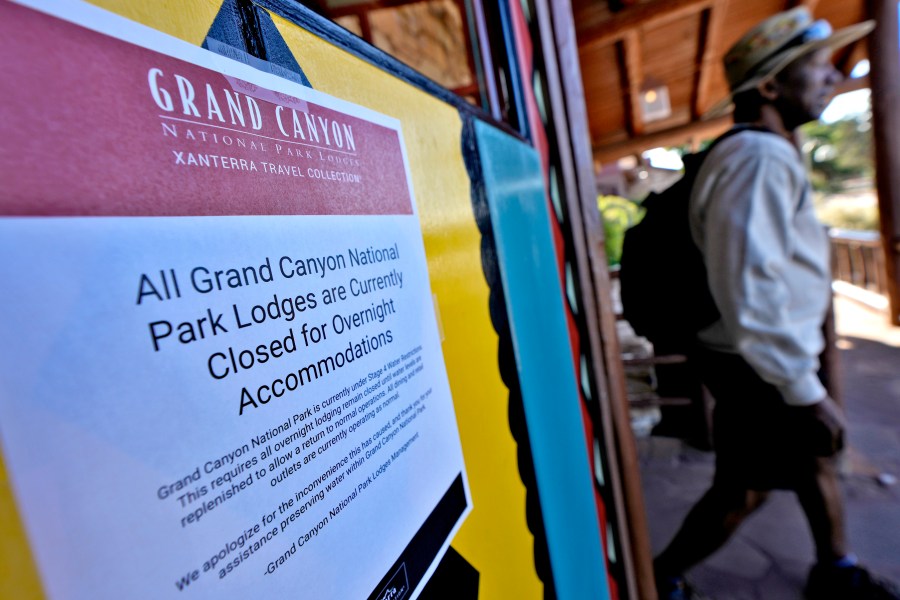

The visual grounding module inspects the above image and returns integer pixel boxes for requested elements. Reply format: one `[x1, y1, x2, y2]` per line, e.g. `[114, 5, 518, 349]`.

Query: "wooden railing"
[830, 228, 887, 296]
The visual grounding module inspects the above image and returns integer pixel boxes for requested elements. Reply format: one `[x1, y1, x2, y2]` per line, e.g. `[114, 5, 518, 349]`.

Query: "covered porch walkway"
[638, 294, 900, 598]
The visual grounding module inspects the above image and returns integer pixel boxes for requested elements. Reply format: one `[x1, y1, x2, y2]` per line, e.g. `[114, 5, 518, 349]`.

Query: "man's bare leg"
[653, 484, 769, 580]
[795, 457, 847, 562]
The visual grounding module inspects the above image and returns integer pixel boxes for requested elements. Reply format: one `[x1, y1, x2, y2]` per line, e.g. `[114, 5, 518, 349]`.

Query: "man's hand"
[795, 396, 846, 457]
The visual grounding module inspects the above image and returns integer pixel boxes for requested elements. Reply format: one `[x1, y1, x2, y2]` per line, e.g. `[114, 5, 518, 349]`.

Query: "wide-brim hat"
[704, 7, 875, 119]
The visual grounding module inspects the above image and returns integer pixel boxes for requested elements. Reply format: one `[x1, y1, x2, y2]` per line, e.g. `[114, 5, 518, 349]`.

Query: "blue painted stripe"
[474, 120, 610, 600]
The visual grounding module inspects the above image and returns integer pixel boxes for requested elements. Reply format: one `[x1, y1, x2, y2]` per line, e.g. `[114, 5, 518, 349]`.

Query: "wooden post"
[539, 0, 656, 597]
[868, 0, 900, 325]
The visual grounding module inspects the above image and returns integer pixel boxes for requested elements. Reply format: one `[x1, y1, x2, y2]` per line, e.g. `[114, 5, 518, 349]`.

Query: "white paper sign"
[0, 2, 470, 599]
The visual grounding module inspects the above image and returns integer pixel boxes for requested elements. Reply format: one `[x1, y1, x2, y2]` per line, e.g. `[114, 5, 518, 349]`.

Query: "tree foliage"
[801, 110, 874, 193]
[598, 195, 644, 265]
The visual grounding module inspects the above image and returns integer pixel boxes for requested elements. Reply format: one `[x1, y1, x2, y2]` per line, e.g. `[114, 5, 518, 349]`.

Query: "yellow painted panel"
[270, 15, 543, 598]
[0, 452, 44, 600]
[85, 0, 221, 45]
[1, 2, 541, 596]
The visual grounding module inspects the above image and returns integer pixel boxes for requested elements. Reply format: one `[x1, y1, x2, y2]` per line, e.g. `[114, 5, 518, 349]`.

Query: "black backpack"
[619, 127, 760, 352]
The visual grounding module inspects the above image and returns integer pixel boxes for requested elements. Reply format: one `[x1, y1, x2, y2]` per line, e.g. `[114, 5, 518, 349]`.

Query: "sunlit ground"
[834, 292, 900, 347]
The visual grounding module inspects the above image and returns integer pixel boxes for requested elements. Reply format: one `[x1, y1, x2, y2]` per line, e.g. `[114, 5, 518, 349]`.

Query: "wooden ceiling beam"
[592, 114, 732, 164]
[608, 0, 638, 12]
[693, 0, 729, 119]
[327, 0, 434, 19]
[836, 39, 867, 75]
[579, 0, 713, 49]
[834, 73, 869, 94]
[592, 74, 871, 166]
[619, 30, 645, 136]
[789, 0, 821, 11]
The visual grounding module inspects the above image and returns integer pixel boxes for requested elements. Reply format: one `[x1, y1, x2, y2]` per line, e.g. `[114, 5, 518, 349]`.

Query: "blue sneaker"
[657, 576, 706, 600]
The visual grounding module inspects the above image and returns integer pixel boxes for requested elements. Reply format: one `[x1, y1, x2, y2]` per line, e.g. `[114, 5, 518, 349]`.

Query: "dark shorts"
[696, 349, 824, 491]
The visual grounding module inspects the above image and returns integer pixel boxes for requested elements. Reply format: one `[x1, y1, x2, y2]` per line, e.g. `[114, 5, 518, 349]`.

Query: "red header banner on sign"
[0, 2, 412, 217]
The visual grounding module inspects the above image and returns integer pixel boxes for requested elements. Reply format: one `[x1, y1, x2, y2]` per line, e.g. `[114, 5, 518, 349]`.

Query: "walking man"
[653, 8, 900, 599]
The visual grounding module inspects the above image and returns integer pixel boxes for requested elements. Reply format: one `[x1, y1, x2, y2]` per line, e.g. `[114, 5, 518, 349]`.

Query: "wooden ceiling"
[572, 0, 872, 164]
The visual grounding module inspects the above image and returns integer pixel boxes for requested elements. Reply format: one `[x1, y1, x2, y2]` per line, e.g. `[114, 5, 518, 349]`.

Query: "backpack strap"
[682, 124, 779, 193]
[697, 124, 775, 162]
[712, 124, 780, 154]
